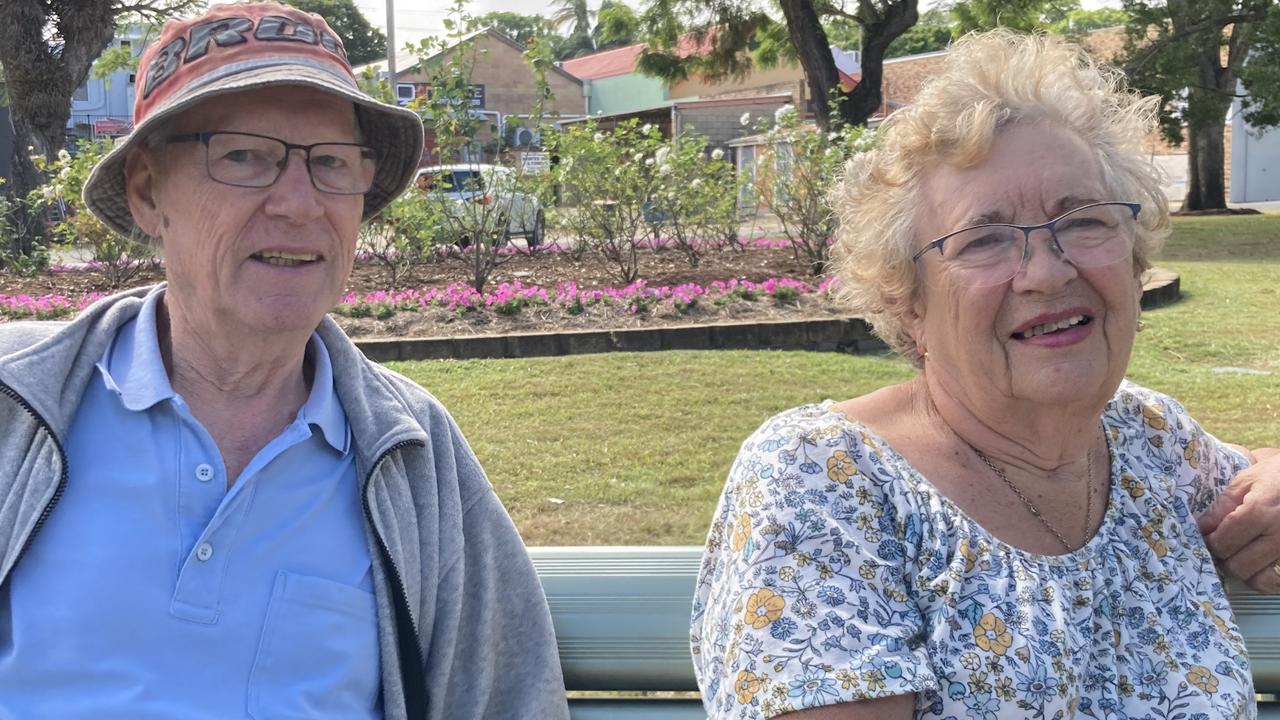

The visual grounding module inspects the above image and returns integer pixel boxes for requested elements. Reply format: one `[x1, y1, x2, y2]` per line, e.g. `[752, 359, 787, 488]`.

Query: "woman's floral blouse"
[691, 382, 1254, 719]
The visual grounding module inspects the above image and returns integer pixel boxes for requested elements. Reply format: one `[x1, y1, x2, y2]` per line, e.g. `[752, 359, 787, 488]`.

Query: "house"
[67, 27, 145, 142]
[560, 43, 665, 116]
[356, 28, 586, 162]
[557, 39, 860, 162]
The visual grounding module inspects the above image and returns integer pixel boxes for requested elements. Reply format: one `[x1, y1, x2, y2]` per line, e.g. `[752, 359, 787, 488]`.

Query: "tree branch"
[1125, 11, 1267, 73]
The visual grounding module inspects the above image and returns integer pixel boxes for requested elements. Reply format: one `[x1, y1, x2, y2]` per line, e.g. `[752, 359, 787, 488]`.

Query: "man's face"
[128, 85, 365, 339]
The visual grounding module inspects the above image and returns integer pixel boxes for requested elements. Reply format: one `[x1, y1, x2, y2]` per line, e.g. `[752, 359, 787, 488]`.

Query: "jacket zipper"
[362, 438, 428, 719]
[0, 381, 69, 591]
[2, 379, 429, 714]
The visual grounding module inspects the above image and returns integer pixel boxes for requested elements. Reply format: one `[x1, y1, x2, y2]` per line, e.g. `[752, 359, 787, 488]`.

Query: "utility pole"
[385, 0, 396, 81]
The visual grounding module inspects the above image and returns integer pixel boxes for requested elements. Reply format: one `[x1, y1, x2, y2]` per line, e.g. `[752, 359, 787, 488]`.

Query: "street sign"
[521, 151, 550, 174]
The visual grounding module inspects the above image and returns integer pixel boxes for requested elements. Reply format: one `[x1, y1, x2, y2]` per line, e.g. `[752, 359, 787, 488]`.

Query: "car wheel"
[529, 211, 545, 249]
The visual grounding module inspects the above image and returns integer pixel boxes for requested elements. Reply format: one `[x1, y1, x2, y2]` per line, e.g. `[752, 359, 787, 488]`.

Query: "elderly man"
[0, 4, 567, 718]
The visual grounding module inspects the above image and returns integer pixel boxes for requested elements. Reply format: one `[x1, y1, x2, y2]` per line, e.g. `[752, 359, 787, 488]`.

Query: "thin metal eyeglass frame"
[909, 201, 1143, 272]
[164, 131, 377, 195]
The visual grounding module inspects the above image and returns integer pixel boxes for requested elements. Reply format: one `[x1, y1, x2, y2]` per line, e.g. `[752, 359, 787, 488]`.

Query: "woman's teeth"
[1016, 314, 1087, 339]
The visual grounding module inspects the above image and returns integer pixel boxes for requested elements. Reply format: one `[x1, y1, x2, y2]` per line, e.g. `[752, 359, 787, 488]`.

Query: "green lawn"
[388, 213, 1280, 546]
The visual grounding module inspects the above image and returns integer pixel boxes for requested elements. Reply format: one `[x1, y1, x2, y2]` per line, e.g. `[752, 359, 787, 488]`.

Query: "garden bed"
[0, 240, 850, 336]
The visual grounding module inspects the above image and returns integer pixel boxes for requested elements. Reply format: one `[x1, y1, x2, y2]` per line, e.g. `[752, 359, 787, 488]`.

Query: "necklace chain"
[971, 446, 1093, 551]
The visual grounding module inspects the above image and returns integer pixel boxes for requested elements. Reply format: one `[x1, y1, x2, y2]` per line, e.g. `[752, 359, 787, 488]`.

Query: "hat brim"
[83, 63, 424, 241]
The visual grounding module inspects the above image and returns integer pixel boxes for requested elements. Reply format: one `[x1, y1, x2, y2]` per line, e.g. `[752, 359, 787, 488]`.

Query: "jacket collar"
[0, 284, 427, 472]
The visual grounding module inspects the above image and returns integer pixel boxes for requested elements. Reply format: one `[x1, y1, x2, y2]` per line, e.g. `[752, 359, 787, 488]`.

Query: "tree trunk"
[0, 0, 117, 253]
[836, 0, 919, 128]
[1182, 119, 1228, 211]
[778, 0, 840, 131]
[1175, 2, 1252, 211]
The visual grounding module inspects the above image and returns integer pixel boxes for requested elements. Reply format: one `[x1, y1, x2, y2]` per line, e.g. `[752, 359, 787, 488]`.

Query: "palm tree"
[550, 0, 595, 40]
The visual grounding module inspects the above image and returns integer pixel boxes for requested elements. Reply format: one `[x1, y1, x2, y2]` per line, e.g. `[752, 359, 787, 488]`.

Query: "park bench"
[529, 545, 1280, 719]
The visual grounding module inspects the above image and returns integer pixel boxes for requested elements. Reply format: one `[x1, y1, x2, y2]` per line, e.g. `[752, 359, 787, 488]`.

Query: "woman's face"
[908, 122, 1143, 412]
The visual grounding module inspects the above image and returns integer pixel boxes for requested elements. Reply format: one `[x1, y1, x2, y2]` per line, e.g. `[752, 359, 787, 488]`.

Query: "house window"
[396, 84, 416, 104]
[73, 83, 90, 103]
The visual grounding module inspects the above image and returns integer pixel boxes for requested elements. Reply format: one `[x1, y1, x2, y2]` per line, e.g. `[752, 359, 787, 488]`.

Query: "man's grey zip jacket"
[0, 286, 569, 720]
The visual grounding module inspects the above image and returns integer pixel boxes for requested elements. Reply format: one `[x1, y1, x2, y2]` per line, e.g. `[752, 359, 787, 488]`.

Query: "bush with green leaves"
[750, 106, 875, 275]
[33, 139, 157, 287]
[649, 133, 746, 266]
[401, 2, 557, 292]
[548, 120, 666, 283]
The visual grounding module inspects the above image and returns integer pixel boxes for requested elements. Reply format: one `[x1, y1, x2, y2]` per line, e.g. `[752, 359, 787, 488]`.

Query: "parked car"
[414, 164, 545, 247]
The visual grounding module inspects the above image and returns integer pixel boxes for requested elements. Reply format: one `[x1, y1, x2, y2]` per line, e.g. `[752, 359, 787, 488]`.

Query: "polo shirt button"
[195, 464, 214, 482]
[196, 542, 214, 562]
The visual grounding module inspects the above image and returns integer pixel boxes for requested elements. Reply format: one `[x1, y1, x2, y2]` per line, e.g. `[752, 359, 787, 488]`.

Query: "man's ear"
[124, 148, 165, 238]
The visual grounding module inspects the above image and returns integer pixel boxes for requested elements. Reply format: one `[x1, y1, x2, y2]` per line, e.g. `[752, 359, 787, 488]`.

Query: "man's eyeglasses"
[165, 131, 378, 195]
[911, 201, 1142, 288]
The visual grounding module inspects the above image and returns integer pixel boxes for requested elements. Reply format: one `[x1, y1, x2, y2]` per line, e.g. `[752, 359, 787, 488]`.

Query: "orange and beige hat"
[83, 1, 424, 238]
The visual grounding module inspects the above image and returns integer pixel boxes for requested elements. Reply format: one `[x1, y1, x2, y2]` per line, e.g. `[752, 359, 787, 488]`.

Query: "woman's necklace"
[970, 445, 1093, 552]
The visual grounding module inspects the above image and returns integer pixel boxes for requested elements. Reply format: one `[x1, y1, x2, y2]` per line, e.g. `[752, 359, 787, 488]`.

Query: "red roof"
[561, 43, 646, 80]
[560, 31, 716, 81]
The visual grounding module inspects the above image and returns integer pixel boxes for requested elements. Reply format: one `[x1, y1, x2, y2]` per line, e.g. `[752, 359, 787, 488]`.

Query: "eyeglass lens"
[204, 132, 377, 194]
[935, 203, 1138, 287]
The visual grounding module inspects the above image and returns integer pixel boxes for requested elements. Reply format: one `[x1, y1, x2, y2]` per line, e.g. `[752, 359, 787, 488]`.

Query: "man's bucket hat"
[83, 1, 425, 238]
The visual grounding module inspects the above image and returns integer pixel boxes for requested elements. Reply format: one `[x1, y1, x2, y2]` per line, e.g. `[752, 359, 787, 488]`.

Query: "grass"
[388, 213, 1280, 546]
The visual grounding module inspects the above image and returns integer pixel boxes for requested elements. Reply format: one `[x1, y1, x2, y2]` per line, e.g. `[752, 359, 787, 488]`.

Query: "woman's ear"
[902, 291, 928, 358]
[124, 147, 165, 238]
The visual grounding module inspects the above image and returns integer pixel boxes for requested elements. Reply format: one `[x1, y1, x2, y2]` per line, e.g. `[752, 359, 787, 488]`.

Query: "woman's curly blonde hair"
[829, 29, 1170, 366]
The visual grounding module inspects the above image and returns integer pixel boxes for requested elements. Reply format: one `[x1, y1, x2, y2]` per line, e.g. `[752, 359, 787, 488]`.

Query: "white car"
[415, 164, 545, 247]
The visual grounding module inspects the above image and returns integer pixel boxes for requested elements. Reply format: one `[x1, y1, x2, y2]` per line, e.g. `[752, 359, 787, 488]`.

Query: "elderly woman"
[692, 31, 1276, 720]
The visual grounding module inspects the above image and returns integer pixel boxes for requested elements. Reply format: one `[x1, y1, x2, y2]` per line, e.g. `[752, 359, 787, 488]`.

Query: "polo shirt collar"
[97, 287, 350, 455]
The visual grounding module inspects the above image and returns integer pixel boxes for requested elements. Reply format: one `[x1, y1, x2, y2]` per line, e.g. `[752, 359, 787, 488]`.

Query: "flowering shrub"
[33, 140, 158, 288]
[330, 276, 837, 321]
[749, 107, 875, 275]
[546, 120, 666, 283]
[649, 134, 746, 267]
[1, 292, 104, 320]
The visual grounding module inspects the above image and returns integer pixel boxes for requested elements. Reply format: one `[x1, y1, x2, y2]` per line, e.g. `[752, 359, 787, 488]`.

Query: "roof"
[559, 31, 716, 82]
[355, 28, 582, 86]
[560, 43, 646, 80]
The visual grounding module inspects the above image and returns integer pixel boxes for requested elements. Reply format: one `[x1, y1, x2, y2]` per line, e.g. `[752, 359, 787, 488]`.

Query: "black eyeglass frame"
[910, 201, 1143, 267]
[164, 131, 378, 195]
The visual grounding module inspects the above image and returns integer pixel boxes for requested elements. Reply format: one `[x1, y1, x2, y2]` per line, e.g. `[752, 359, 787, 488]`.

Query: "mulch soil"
[1, 244, 853, 340]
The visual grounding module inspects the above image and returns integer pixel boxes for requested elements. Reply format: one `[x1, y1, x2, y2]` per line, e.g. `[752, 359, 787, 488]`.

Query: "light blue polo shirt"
[0, 288, 382, 719]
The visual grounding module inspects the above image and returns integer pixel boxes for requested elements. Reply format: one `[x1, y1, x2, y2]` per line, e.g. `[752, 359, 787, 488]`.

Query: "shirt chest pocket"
[248, 572, 382, 719]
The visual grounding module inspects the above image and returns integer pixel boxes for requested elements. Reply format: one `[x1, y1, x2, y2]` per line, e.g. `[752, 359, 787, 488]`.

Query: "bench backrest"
[531, 545, 1280, 715]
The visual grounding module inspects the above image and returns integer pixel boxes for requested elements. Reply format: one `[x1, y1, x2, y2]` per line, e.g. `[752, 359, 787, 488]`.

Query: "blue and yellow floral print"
[692, 382, 1254, 719]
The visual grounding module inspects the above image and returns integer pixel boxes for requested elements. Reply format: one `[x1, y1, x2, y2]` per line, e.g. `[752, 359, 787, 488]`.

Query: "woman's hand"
[1200, 448, 1280, 593]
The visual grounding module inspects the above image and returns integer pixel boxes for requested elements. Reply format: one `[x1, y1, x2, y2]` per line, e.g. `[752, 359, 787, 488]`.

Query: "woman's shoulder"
[1107, 380, 1197, 430]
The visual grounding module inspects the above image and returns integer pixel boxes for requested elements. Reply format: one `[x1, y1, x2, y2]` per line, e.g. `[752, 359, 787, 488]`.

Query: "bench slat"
[533, 547, 1280, 705]
[568, 699, 706, 720]
[532, 546, 703, 692]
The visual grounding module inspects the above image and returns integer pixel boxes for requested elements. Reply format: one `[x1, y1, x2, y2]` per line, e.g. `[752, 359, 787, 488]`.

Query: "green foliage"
[594, 0, 641, 50]
[1120, 0, 1276, 141]
[1044, 7, 1129, 38]
[885, 7, 953, 58]
[358, 191, 449, 287]
[32, 140, 156, 286]
[0, 182, 51, 275]
[282, 0, 386, 66]
[474, 11, 556, 46]
[1238, 8, 1280, 130]
[951, 0, 1063, 34]
[749, 107, 874, 275]
[405, 0, 554, 292]
[650, 134, 745, 265]
[547, 120, 667, 282]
